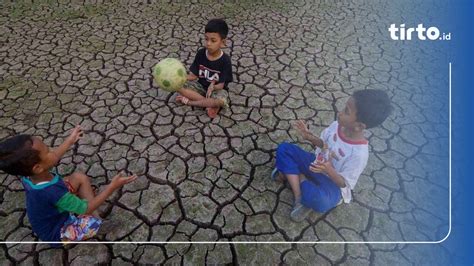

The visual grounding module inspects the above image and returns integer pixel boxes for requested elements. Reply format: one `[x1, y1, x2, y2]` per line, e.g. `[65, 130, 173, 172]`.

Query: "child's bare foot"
[206, 107, 220, 118]
[176, 95, 190, 105]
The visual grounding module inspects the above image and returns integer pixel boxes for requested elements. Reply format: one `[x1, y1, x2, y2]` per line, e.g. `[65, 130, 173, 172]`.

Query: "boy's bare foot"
[206, 107, 220, 118]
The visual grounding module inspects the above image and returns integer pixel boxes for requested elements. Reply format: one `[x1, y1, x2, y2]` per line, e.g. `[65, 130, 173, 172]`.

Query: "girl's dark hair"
[0, 134, 39, 176]
[353, 89, 392, 129]
[205, 18, 229, 39]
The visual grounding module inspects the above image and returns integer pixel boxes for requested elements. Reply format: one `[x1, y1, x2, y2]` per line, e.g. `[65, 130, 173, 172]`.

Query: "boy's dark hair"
[353, 89, 392, 129]
[205, 18, 229, 39]
[0, 134, 39, 176]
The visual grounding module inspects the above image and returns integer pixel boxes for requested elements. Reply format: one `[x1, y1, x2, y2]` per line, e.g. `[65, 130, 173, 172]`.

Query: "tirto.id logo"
[388, 24, 451, 41]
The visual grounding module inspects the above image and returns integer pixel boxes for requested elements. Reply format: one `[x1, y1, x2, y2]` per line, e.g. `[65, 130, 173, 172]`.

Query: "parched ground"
[0, 0, 451, 265]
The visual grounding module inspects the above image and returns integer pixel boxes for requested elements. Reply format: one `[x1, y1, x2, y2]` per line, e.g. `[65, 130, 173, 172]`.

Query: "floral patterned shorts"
[60, 214, 102, 243]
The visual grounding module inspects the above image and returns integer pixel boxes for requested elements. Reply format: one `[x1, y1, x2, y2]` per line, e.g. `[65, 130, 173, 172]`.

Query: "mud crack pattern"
[0, 0, 451, 264]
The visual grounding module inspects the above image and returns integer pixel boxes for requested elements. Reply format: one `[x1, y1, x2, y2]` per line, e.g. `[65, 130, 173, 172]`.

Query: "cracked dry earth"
[0, 1, 451, 265]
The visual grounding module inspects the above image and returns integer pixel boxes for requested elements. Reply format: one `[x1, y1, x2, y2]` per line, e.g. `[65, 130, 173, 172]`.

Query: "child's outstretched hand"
[293, 120, 310, 137]
[110, 171, 138, 190]
[66, 125, 84, 145]
[85, 172, 138, 214]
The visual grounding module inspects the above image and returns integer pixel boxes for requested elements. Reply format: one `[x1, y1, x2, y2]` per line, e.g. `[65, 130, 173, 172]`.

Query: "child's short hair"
[0, 134, 39, 176]
[205, 18, 229, 39]
[353, 89, 392, 129]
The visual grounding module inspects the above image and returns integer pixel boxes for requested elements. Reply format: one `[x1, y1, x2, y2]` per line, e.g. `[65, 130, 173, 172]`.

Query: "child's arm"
[55, 172, 137, 215]
[207, 55, 232, 97]
[309, 160, 346, 188]
[51, 125, 83, 164]
[205, 81, 225, 98]
[85, 172, 137, 214]
[212, 82, 225, 90]
[293, 120, 325, 148]
[187, 73, 198, 81]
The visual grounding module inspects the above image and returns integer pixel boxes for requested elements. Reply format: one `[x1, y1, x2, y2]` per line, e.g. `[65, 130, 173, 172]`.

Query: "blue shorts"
[275, 142, 341, 213]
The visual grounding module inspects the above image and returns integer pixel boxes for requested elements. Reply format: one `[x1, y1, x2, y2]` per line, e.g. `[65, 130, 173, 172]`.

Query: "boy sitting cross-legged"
[0, 125, 137, 246]
[272, 89, 392, 222]
[176, 18, 233, 118]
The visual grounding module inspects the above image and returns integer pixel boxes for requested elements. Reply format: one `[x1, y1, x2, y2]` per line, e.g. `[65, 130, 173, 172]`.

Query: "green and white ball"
[153, 58, 187, 92]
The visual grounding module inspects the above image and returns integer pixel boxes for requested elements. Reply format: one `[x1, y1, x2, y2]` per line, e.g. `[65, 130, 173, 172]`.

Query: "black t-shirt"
[190, 48, 233, 90]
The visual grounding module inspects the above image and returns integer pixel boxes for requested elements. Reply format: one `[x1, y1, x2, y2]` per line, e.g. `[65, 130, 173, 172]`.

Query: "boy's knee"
[277, 142, 292, 154]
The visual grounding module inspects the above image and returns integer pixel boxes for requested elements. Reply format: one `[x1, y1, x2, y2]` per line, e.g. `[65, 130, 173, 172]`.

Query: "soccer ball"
[153, 58, 187, 92]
